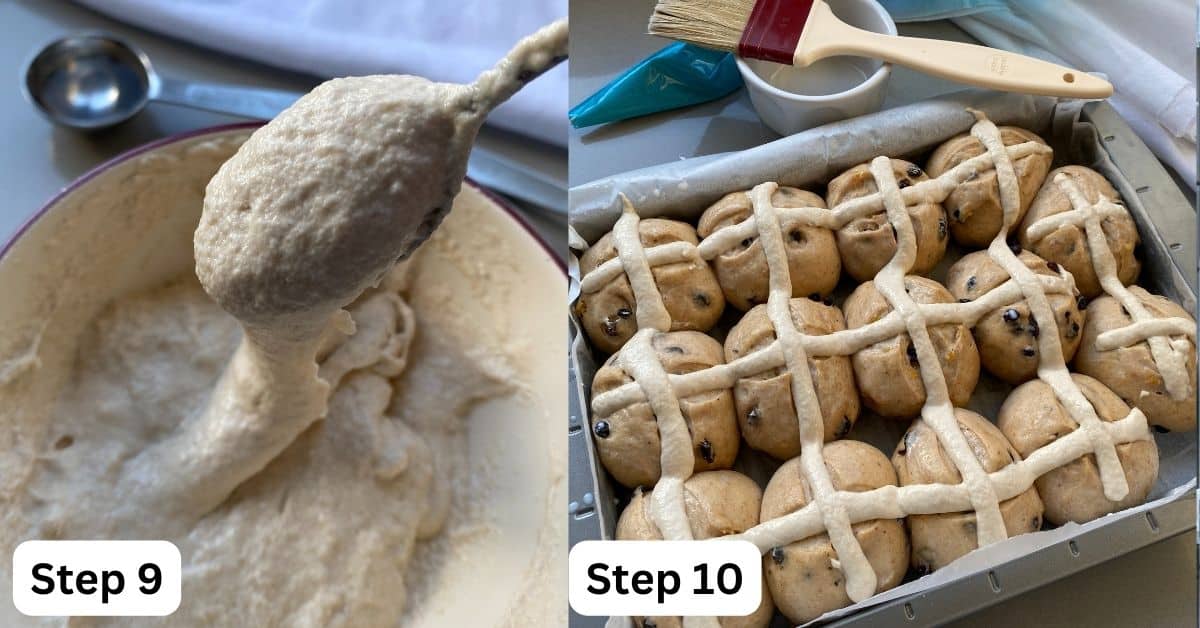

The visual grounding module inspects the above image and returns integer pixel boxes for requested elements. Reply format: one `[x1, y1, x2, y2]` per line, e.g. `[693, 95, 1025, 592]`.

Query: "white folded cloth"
[884, 0, 1197, 186]
[73, 0, 568, 146]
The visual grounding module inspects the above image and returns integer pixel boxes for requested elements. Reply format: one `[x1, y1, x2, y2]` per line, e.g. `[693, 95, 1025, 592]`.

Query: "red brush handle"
[738, 0, 814, 64]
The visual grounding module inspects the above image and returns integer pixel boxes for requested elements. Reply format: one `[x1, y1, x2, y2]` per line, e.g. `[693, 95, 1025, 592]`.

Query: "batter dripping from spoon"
[13, 18, 567, 627]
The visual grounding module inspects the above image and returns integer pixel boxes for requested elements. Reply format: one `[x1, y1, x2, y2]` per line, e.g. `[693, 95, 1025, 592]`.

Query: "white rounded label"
[569, 540, 762, 617]
[12, 541, 181, 616]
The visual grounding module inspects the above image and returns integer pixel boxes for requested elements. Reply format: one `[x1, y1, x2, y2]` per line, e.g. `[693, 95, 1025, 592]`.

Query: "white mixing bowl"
[0, 124, 565, 626]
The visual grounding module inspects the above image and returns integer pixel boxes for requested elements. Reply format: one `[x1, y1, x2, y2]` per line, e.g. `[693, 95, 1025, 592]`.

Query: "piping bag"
[569, 42, 742, 128]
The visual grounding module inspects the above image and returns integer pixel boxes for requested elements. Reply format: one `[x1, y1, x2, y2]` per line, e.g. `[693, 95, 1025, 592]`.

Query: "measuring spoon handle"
[153, 77, 301, 120]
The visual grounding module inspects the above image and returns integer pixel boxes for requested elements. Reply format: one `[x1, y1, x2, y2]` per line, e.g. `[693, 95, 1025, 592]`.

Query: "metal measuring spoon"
[22, 33, 299, 130]
[21, 32, 567, 214]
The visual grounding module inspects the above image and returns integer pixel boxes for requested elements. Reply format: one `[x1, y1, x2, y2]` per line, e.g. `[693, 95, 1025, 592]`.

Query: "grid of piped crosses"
[585, 112, 1179, 605]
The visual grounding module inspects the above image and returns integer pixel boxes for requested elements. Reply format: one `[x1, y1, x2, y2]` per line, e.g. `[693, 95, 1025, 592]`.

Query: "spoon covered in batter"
[196, 18, 568, 332]
[117, 18, 569, 527]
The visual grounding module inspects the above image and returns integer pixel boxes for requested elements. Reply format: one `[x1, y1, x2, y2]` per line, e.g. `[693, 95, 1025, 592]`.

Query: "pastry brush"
[648, 0, 1112, 99]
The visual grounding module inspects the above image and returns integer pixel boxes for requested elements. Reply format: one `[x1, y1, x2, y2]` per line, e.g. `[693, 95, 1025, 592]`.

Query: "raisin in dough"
[892, 409, 1044, 573]
[998, 374, 1158, 525]
[697, 187, 840, 311]
[947, 249, 1084, 384]
[591, 331, 739, 488]
[760, 441, 908, 625]
[927, 126, 1052, 248]
[723, 298, 860, 460]
[829, 159, 948, 282]
[617, 471, 774, 628]
[1018, 166, 1140, 298]
[844, 276, 980, 419]
[1074, 286, 1197, 431]
[576, 218, 725, 354]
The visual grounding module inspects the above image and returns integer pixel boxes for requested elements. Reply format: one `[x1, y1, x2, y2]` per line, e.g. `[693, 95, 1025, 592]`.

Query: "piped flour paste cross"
[584, 111, 1175, 625]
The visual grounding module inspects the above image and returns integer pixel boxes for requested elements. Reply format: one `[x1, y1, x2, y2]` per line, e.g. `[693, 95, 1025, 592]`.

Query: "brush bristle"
[648, 0, 753, 53]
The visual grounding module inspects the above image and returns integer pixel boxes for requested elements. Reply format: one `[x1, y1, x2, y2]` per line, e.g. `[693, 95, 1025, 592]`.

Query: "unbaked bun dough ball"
[576, 218, 725, 354]
[724, 298, 860, 460]
[590, 331, 739, 489]
[926, 126, 1052, 247]
[844, 276, 980, 419]
[997, 374, 1158, 525]
[760, 440, 908, 625]
[1018, 166, 1140, 298]
[892, 409, 1044, 573]
[697, 187, 840, 311]
[617, 471, 774, 628]
[946, 249, 1084, 384]
[1074, 287, 1197, 432]
[828, 158, 948, 281]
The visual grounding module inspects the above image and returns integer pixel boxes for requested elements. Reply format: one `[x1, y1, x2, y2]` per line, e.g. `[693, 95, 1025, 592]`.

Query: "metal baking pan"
[566, 100, 1196, 627]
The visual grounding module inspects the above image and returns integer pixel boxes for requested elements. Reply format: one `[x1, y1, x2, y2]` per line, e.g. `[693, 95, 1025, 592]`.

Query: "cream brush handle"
[795, 1, 1112, 99]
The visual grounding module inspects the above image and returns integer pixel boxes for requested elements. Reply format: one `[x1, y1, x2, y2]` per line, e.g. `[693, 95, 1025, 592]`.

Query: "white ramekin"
[737, 0, 898, 136]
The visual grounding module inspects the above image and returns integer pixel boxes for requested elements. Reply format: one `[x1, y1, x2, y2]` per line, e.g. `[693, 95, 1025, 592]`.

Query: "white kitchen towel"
[73, 0, 568, 146]
[883, 0, 1197, 187]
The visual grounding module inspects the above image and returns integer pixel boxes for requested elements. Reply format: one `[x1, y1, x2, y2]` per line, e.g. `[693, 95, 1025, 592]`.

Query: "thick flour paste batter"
[25, 250, 510, 625]
[2, 17, 567, 627]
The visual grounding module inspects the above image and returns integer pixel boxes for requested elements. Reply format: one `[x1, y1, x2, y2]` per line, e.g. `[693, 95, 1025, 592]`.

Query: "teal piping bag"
[569, 42, 743, 129]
